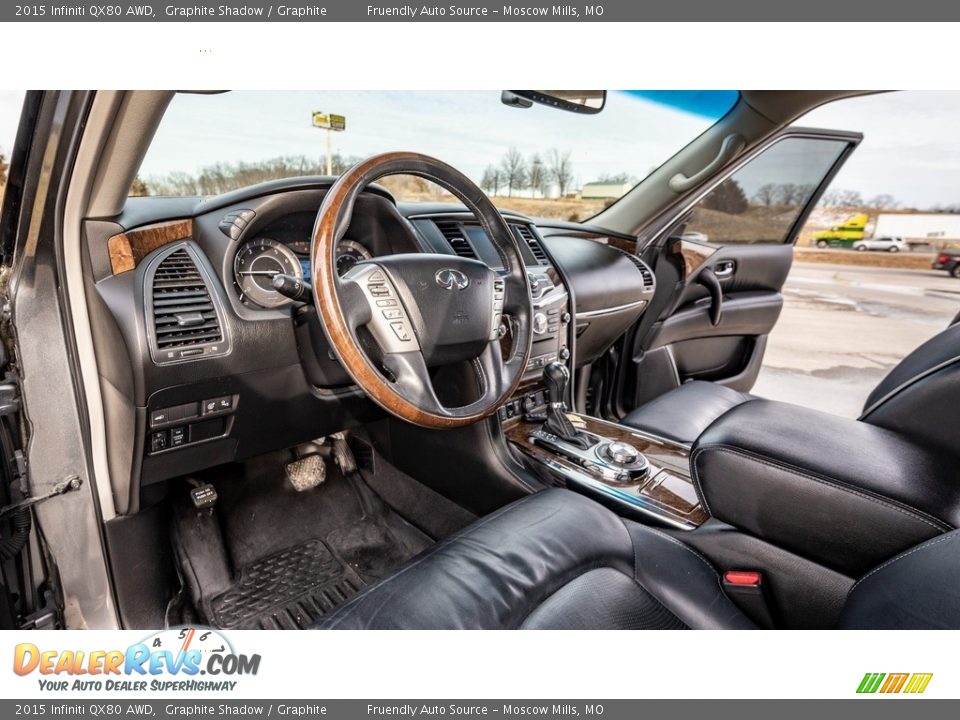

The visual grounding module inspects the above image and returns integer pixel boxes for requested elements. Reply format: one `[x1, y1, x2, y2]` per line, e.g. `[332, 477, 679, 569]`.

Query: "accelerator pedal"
[285, 453, 327, 492]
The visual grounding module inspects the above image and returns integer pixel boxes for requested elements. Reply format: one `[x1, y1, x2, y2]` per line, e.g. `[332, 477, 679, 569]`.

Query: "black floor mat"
[206, 539, 365, 629]
[172, 450, 433, 629]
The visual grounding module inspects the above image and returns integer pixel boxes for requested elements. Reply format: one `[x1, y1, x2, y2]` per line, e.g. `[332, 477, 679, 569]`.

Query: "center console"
[503, 361, 707, 530]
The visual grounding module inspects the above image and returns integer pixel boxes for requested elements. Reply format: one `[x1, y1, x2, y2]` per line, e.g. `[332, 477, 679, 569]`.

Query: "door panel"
[602, 128, 861, 419]
[629, 243, 792, 404]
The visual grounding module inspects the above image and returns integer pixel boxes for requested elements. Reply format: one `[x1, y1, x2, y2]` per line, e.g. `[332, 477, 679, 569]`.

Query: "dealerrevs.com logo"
[857, 673, 933, 694]
[13, 627, 261, 692]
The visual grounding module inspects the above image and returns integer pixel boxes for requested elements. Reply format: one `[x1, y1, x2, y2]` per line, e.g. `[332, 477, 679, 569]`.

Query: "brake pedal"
[286, 453, 327, 492]
[330, 432, 357, 475]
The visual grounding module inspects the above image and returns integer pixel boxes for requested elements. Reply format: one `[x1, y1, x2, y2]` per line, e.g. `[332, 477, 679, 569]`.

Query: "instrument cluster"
[233, 236, 372, 309]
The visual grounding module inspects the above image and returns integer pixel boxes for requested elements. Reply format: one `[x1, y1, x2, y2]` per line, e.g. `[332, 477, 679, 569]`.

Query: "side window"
[683, 136, 849, 245]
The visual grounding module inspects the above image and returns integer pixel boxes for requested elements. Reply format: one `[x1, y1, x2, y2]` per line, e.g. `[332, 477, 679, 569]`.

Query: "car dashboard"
[84, 178, 654, 514]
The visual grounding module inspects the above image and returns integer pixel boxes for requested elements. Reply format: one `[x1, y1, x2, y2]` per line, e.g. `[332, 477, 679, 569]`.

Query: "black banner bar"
[4, 0, 959, 22]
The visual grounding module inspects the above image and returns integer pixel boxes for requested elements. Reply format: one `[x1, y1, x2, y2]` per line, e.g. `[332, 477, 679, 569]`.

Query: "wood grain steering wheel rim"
[311, 152, 533, 429]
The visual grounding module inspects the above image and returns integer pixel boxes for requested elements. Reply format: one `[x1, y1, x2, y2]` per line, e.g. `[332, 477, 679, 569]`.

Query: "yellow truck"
[812, 213, 869, 248]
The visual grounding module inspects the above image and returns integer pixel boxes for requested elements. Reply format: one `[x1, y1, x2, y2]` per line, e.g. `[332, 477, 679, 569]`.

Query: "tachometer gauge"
[234, 238, 303, 308]
[336, 239, 373, 276]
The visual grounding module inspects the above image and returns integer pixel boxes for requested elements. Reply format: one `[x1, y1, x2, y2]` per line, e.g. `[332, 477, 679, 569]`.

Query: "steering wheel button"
[368, 271, 386, 283]
[368, 285, 389, 297]
[383, 309, 403, 320]
[375, 299, 397, 307]
[390, 322, 412, 341]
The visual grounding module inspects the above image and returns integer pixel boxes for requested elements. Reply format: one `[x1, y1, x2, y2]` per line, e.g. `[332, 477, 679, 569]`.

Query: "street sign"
[312, 111, 346, 131]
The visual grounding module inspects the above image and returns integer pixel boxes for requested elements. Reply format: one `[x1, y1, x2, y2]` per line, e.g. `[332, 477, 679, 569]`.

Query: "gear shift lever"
[543, 361, 593, 450]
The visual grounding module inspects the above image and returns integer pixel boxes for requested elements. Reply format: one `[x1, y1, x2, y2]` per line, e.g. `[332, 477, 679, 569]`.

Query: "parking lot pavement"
[751, 261, 960, 418]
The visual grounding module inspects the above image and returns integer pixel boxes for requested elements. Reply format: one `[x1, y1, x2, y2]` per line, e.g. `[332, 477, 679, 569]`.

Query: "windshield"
[135, 90, 738, 221]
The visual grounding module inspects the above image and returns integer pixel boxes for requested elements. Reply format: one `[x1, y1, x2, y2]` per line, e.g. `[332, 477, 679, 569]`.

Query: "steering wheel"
[310, 152, 533, 429]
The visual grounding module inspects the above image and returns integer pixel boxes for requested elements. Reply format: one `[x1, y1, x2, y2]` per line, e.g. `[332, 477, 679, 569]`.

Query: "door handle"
[714, 260, 736, 278]
[697, 268, 723, 326]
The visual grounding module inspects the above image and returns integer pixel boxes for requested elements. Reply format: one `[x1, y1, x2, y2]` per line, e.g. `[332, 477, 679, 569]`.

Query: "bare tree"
[776, 183, 802, 206]
[481, 165, 501, 196]
[597, 172, 636, 184]
[821, 188, 864, 209]
[499, 147, 527, 198]
[837, 189, 864, 208]
[146, 155, 372, 196]
[527, 153, 546, 197]
[753, 183, 778, 206]
[547, 148, 574, 197]
[866, 194, 900, 210]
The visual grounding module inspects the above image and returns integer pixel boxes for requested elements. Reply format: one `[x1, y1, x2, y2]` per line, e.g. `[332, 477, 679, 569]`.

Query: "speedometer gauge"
[336, 239, 373, 276]
[234, 238, 303, 308]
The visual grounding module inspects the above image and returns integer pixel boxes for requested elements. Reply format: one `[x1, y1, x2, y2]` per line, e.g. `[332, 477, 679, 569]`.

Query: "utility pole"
[311, 111, 346, 175]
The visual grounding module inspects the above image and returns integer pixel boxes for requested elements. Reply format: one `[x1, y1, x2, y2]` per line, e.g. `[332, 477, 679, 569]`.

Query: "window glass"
[684, 137, 848, 244]
[135, 90, 739, 222]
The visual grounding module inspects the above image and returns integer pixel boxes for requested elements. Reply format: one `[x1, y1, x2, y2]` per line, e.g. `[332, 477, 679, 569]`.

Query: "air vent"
[514, 224, 548, 264]
[434, 221, 477, 259]
[149, 248, 224, 360]
[621, 252, 656, 290]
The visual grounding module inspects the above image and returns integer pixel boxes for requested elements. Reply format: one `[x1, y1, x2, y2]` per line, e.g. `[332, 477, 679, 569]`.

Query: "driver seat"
[316, 489, 960, 629]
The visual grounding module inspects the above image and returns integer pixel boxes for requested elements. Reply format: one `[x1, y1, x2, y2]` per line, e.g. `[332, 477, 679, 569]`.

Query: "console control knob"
[559, 346, 570, 361]
[606, 441, 639, 465]
[561, 311, 571, 324]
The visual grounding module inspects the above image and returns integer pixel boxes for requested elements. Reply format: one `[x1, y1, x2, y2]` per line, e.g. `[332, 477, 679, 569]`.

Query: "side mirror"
[502, 90, 606, 114]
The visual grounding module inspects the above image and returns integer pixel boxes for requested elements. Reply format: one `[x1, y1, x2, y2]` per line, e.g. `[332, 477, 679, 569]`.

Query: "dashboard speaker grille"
[434, 220, 478, 259]
[151, 249, 223, 350]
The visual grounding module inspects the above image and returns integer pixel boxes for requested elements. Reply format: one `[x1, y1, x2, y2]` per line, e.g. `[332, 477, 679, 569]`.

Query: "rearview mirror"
[502, 90, 606, 114]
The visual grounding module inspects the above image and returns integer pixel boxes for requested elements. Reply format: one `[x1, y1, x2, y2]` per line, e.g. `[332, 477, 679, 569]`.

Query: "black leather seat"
[317, 488, 960, 629]
[620, 381, 753, 445]
[622, 321, 960, 447]
[320, 489, 754, 630]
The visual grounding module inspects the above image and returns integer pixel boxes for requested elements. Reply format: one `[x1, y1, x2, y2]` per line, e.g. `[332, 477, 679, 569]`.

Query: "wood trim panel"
[505, 412, 708, 526]
[107, 219, 194, 275]
[673, 238, 717, 281]
[590, 235, 637, 254]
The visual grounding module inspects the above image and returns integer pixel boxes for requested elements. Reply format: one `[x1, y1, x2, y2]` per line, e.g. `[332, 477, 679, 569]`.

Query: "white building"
[580, 181, 632, 200]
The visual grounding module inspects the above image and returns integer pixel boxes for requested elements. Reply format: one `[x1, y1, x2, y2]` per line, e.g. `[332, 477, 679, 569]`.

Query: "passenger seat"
[621, 320, 960, 449]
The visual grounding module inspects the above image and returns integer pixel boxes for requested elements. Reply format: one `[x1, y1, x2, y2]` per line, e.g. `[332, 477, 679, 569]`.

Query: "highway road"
[752, 261, 960, 417]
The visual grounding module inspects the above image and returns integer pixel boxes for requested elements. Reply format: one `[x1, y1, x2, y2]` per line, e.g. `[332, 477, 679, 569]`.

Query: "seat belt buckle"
[723, 570, 777, 628]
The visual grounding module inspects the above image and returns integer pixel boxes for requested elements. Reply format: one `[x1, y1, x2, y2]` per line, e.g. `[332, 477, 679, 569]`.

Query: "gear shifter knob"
[544, 361, 569, 409]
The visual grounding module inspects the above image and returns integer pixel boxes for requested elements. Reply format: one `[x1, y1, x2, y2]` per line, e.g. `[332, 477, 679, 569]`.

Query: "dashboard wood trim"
[107, 218, 194, 275]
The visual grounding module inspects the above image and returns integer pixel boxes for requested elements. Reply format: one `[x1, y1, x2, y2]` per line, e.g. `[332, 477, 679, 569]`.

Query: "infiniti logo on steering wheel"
[435, 268, 470, 290]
